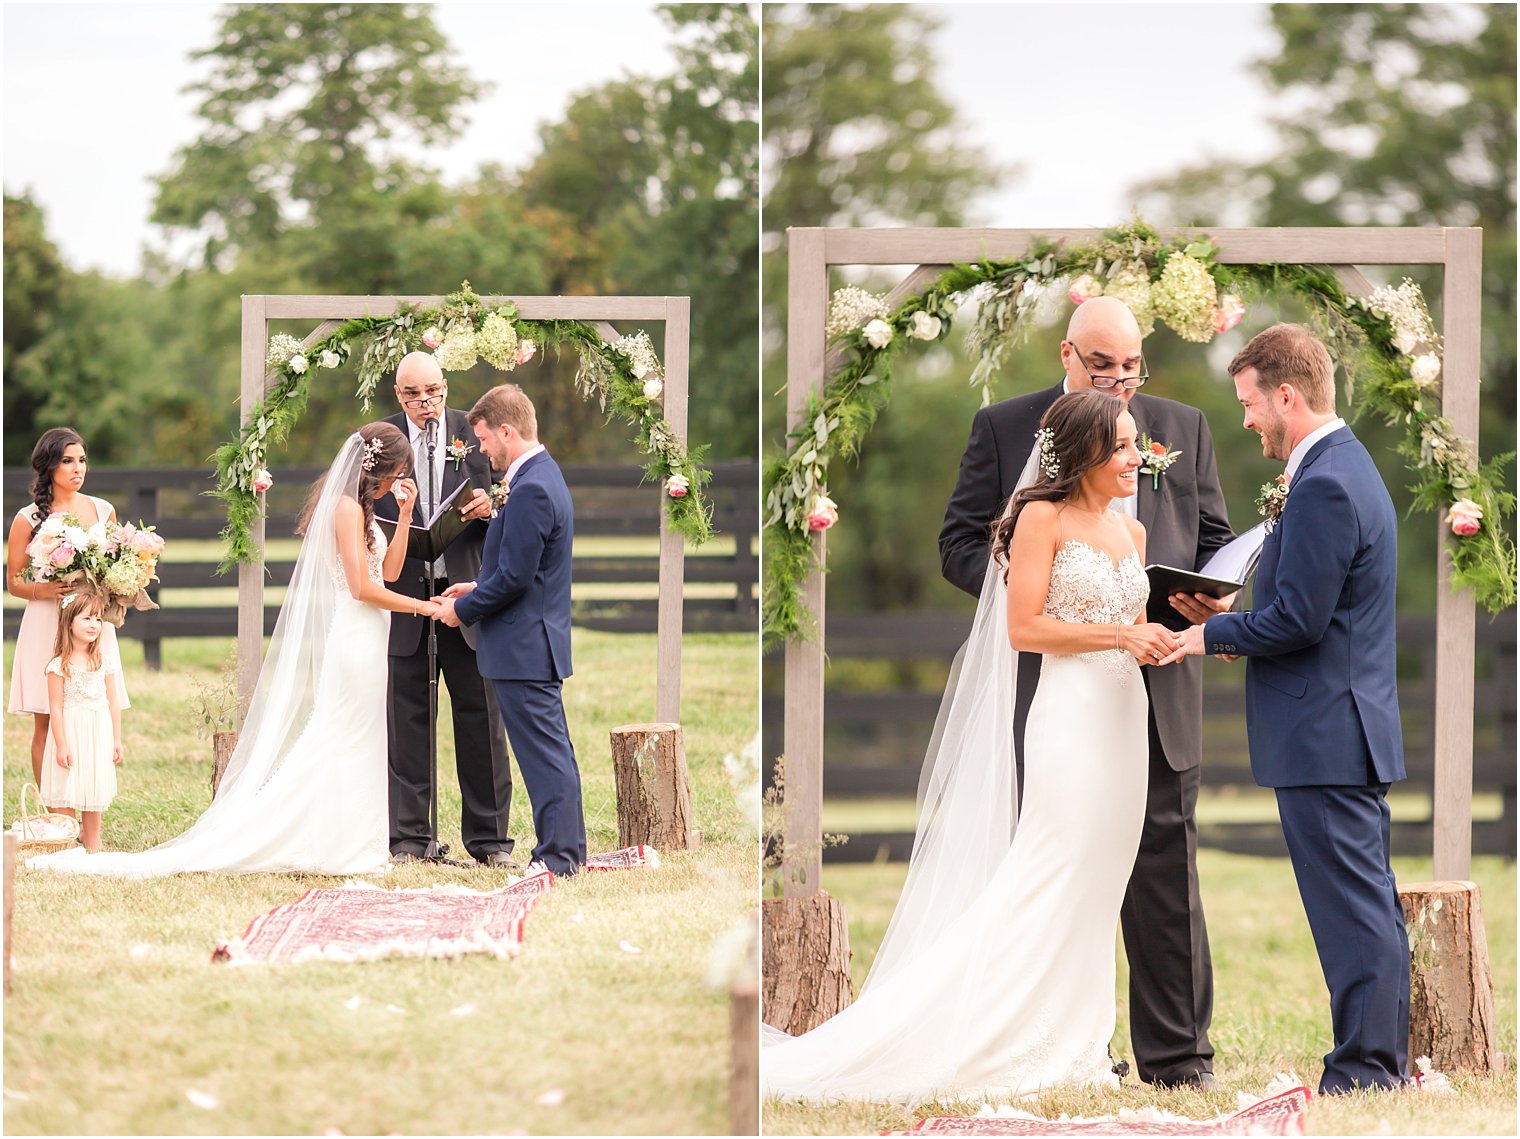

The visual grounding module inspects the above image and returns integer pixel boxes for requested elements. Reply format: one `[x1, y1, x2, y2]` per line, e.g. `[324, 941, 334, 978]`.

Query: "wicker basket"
[9, 783, 80, 854]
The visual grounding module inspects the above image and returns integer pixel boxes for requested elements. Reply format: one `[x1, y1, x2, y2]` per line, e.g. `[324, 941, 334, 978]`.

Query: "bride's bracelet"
[1113, 623, 1121, 651]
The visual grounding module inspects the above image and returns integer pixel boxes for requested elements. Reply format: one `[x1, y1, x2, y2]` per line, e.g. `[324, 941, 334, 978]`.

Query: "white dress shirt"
[408, 416, 448, 574]
[1284, 417, 1346, 483]
[505, 443, 547, 488]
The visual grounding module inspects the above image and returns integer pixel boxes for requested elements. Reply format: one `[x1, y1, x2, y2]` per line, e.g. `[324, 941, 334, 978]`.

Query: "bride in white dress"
[28, 423, 440, 878]
[763, 390, 1185, 1104]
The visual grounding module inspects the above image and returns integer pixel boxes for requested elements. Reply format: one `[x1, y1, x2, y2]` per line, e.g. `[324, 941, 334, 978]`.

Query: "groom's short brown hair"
[1228, 323, 1336, 413]
[469, 384, 538, 441]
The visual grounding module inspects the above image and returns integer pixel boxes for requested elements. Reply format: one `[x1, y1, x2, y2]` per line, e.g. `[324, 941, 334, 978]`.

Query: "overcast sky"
[4, 3, 1282, 276]
[2, 2, 678, 276]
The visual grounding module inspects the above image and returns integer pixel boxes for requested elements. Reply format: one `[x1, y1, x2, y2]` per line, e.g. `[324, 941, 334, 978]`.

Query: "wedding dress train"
[763, 539, 1151, 1104]
[28, 435, 391, 878]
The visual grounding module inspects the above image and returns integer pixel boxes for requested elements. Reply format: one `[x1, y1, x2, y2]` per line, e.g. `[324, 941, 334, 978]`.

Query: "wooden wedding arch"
[781, 226, 1485, 895]
[235, 292, 692, 724]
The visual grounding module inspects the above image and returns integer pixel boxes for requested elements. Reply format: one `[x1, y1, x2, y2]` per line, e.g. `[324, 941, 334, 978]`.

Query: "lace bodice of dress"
[44, 658, 112, 710]
[330, 521, 388, 597]
[1042, 540, 1151, 680]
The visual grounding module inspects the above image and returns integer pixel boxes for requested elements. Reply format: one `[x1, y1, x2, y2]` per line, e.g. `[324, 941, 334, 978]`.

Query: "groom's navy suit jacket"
[1205, 426, 1404, 787]
[454, 450, 574, 682]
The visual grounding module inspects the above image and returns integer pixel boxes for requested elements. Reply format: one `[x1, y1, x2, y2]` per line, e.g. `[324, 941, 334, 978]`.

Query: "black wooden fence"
[762, 609, 1517, 860]
[4, 461, 758, 664]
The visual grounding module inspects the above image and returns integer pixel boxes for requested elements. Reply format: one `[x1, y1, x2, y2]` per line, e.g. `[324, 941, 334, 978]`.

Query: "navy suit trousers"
[490, 678, 587, 875]
[1275, 783, 1410, 1093]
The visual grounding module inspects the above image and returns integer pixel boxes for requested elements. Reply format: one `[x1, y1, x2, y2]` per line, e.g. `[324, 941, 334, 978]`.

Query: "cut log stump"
[4, 832, 15, 994]
[1400, 880, 1500, 1073]
[610, 723, 694, 850]
[729, 975, 759, 1135]
[761, 891, 853, 1036]
[211, 731, 238, 798]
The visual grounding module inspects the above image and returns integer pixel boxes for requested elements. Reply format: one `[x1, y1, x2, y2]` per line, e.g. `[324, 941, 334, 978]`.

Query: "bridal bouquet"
[25, 513, 165, 625]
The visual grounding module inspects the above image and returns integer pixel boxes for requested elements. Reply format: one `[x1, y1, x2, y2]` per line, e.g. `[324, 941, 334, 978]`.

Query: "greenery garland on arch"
[212, 283, 713, 570]
[763, 220, 1516, 642]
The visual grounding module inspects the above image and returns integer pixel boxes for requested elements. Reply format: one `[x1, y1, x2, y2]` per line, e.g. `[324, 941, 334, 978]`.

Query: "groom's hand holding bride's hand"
[1156, 623, 1234, 666]
[432, 581, 475, 628]
[1120, 622, 1185, 667]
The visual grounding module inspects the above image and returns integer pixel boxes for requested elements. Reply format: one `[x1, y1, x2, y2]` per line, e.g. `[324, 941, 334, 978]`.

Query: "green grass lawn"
[765, 855, 1517, 1136]
[4, 631, 759, 1136]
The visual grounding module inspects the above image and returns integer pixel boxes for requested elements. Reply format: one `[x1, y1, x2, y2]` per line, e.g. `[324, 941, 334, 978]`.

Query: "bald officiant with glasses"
[378, 352, 516, 868]
[939, 296, 1237, 1089]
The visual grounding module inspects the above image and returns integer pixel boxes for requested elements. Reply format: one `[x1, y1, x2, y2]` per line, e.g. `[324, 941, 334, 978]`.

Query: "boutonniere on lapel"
[487, 476, 510, 510]
[445, 438, 474, 470]
[1136, 435, 1182, 491]
[1257, 473, 1290, 534]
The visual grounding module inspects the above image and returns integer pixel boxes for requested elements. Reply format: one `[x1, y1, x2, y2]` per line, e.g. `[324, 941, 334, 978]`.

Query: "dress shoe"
[475, 850, 518, 869]
[390, 851, 424, 865]
[1153, 1071, 1217, 1091]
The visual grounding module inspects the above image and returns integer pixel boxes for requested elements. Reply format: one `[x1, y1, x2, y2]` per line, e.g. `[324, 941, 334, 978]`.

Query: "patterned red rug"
[212, 873, 554, 966]
[890, 1087, 1310, 1136]
[584, 844, 660, 870]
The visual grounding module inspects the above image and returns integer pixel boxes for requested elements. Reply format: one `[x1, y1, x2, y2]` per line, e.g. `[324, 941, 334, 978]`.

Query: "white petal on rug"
[619, 940, 643, 955]
[343, 996, 362, 1011]
[185, 1090, 220, 1110]
[450, 1003, 476, 1017]
[534, 1089, 566, 1107]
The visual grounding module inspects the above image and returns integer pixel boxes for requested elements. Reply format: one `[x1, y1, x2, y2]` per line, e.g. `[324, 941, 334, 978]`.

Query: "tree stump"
[1400, 880, 1500, 1073]
[210, 731, 238, 798]
[4, 832, 16, 994]
[729, 975, 759, 1135]
[761, 892, 853, 1035]
[610, 723, 694, 850]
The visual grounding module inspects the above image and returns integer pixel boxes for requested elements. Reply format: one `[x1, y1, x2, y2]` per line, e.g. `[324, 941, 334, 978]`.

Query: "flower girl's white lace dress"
[763, 538, 1151, 1104]
[29, 438, 392, 879]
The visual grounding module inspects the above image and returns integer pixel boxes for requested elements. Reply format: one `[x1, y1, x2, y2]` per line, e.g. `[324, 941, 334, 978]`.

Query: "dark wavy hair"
[992, 390, 1127, 565]
[29, 427, 86, 535]
[297, 422, 411, 551]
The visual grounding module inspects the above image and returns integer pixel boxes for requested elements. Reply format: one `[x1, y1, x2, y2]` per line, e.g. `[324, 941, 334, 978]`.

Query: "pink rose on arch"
[665, 474, 690, 499]
[517, 341, 537, 365]
[1448, 498, 1483, 537]
[252, 469, 274, 493]
[1068, 275, 1104, 305]
[421, 327, 443, 350]
[1213, 295, 1246, 333]
[806, 494, 839, 532]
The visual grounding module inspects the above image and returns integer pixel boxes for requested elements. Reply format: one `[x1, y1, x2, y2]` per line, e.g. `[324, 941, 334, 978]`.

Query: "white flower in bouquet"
[319, 350, 342, 369]
[288, 354, 309, 375]
[614, 331, 663, 382]
[37, 514, 67, 539]
[265, 333, 304, 367]
[642, 377, 664, 400]
[85, 521, 109, 550]
[908, 310, 942, 341]
[1152, 253, 1219, 343]
[102, 555, 153, 598]
[435, 325, 479, 372]
[862, 319, 894, 349]
[825, 285, 891, 338]
[63, 524, 89, 552]
[1410, 353, 1441, 384]
[476, 312, 521, 370]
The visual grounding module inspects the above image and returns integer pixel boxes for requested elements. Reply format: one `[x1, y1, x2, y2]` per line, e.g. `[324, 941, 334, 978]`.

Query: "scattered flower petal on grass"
[385, 1004, 407, 1015]
[343, 996, 362, 1011]
[534, 1089, 566, 1107]
[569, 911, 585, 924]
[449, 1003, 476, 1017]
[619, 940, 643, 955]
[3, 1088, 33, 1101]
[186, 1089, 220, 1110]
[129, 943, 151, 958]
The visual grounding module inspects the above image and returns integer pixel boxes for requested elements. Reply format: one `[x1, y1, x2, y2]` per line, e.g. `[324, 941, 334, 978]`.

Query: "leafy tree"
[4, 194, 69, 461]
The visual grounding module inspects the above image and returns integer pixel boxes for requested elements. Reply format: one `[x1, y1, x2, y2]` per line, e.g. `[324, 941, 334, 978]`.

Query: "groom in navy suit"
[435, 383, 588, 876]
[1171, 323, 1409, 1094]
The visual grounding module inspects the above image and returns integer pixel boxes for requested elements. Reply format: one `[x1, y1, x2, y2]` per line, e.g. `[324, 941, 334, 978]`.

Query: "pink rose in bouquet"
[49, 544, 75, 569]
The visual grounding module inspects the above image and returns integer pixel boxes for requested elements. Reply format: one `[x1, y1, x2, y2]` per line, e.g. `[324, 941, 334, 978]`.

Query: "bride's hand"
[414, 598, 441, 619]
[1118, 622, 1182, 666]
[392, 478, 419, 516]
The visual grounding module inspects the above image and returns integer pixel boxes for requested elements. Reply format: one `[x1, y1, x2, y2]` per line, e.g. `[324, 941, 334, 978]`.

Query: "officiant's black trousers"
[387, 621, 513, 860]
[1014, 669, 1214, 1084]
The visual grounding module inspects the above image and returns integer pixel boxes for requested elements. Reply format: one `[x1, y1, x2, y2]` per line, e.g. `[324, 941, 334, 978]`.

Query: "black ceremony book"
[1146, 523, 1268, 630]
[375, 481, 483, 563]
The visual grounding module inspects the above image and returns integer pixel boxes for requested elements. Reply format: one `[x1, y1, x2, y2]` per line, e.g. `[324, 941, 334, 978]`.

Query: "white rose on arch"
[288, 354, 308, 375]
[1410, 354, 1441, 384]
[643, 377, 664, 400]
[908, 311, 942, 341]
[319, 350, 342, 369]
[862, 319, 894, 349]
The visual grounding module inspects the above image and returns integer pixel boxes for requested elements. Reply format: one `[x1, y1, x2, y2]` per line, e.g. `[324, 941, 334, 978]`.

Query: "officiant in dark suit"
[378, 352, 515, 867]
[939, 297, 1236, 1089]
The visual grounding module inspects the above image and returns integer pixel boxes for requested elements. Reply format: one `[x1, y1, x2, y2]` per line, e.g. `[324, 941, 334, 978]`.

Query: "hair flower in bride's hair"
[361, 437, 386, 472]
[1034, 427, 1061, 480]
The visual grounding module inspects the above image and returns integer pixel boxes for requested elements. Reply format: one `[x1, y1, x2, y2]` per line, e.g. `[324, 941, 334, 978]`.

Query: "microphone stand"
[420, 414, 467, 867]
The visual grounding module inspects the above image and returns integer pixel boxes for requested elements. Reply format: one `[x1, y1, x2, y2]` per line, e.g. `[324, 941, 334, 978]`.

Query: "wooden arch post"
[782, 226, 1484, 897]
[237, 293, 691, 725]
